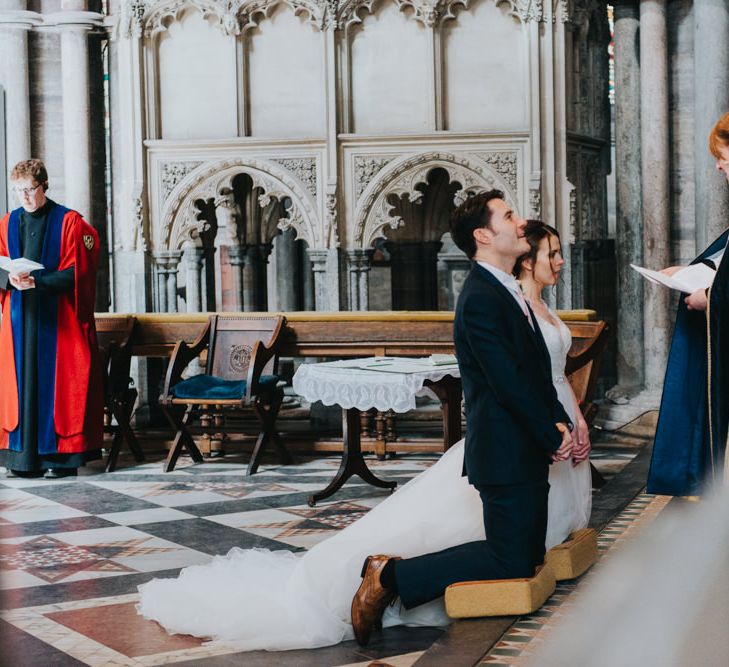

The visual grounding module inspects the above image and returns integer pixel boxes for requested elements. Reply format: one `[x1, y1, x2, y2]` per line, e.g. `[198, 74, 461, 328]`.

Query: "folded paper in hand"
[630, 263, 715, 293]
[0, 256, 44, 276]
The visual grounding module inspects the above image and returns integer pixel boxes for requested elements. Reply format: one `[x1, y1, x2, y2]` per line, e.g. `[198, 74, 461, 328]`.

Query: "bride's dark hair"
[513, 219, 561, 279]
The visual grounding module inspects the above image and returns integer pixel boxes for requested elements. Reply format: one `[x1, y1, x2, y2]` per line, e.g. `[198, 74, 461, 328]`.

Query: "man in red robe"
[0, 159, 103, 478]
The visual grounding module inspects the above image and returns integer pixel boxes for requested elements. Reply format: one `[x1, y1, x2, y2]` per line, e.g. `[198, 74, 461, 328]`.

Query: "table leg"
[308, 407, 397, 506]
[425, 376, 463, 450]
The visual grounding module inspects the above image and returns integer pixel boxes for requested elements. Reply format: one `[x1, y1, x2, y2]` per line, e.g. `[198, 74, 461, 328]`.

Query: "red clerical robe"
[0, 206, 104, 455]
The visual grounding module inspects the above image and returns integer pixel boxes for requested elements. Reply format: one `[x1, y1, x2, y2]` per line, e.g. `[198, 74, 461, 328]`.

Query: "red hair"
[709, 112, 729, 159]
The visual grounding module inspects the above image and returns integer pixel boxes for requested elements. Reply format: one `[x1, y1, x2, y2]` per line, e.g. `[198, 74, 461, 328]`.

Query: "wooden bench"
[94, 311, 608, 465]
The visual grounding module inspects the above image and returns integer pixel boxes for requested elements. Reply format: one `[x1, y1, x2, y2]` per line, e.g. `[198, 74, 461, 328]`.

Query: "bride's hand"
[660, 265, 683, 277]
[551, 423, 573, 462]
[571, 418, 591, 465]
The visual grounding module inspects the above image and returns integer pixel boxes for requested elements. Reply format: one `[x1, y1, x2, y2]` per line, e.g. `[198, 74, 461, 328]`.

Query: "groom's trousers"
[394, 480, 549, 609]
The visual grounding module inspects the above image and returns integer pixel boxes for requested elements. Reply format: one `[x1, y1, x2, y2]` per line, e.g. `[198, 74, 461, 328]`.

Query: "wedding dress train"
[137, 308, 592, 649]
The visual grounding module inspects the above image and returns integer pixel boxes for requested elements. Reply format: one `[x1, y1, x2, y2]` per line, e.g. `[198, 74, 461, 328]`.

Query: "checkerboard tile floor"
[0, 446, 655, 666]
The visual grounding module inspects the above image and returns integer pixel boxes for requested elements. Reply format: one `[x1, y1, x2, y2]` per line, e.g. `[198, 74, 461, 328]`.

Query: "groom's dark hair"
[450, 189, 505, 259]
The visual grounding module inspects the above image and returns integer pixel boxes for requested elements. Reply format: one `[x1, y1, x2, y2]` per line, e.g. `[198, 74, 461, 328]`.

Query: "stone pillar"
[640, 0, 670, 390]
[346, 249, 372, 311]
[227, 245, 245, 311]
[308, 248, 330, 311]
[51, 8, 104, 219]
[183, 244, 205, 313]
[437, 233, 471, 310]
[275, 229, 300, 311]
[0, 4, 40, 201]
[694, 0, 729, 250]
[302, 244, 315, 311]
[240, 244, 271, 312]
[614, 0, 644, 391]
[153, 250, 182, 313]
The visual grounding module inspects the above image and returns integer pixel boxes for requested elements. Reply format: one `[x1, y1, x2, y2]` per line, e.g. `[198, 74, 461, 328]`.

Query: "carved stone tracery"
[160, 158, 320, 251]
[475, 151, 518, 192]
[271, 157, 318, 197]
[353, 155, 392, 201]
[355, 151, 518, 248]
[121, 0, 547, 40]
[161, 160, 203, 201]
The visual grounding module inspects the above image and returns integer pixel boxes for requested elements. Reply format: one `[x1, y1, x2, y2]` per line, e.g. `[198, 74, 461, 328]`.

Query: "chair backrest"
[95, 316, 136, 396]
[564, 320, 610, 422]
[206, 315, 285, 381]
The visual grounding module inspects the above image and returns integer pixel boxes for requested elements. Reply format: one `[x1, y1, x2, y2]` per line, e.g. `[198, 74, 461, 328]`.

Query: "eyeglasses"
[14, 184, 42, 196]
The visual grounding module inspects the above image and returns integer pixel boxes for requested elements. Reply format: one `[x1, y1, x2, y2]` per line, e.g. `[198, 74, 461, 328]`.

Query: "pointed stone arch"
[159, 158, 320, 251]
[353, 151, 519, 249]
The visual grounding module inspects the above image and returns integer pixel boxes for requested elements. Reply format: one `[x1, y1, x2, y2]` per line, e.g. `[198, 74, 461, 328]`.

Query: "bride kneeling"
[137, 220, 592, 651]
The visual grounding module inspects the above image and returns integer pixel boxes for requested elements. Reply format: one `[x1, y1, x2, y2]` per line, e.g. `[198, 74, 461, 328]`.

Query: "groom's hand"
[551, 423, 573, 462]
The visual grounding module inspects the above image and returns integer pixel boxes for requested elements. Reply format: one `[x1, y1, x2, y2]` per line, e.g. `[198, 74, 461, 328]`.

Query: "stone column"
[308, 248, 330, 311]
[346, 249, 372, 311]
[640, 0, 670, 390]
[437, 233, 471, 310]
[613, 0, 644, 391]
[227, 245, 245, 311]
[302, 245, 315, 311]
[50, 7, 104, 219]
[240, 245, 271, 312]
[0, 4, 40, 202]
[183, 244, 205, 313]
[153, 250, 182, 313]
[275, 229, 300, 311]
[694, 0, 729, 250]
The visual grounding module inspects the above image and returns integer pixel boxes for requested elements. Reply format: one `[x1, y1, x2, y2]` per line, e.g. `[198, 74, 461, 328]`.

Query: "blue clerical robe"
[647, 229, 729, 496]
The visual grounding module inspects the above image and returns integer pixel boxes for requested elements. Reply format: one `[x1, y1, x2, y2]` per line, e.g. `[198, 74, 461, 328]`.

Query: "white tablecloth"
[292, 357, 460, 414]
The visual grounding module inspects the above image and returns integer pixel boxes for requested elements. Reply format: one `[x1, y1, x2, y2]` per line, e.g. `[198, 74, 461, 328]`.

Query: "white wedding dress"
[137, 308, 592, 650]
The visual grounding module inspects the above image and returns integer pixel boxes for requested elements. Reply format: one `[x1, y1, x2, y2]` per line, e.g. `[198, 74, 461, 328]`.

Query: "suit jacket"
[455, 263, 571, 487]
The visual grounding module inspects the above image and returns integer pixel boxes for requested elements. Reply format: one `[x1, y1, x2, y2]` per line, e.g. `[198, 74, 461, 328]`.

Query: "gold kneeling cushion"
[545, 528, 598, 581]
[444, 564, 556, 619]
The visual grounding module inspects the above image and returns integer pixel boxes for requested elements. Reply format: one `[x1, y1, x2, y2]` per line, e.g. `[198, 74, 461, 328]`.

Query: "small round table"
[293, 357, 461, 506]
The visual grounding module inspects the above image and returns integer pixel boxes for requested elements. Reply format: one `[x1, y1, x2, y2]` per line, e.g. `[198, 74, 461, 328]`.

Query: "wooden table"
[293, 357, 462, 505]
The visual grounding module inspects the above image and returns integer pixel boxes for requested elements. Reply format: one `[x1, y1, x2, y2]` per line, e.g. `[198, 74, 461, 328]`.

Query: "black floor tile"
[1, 568, 184, 610]
[132, 518, 302, 555]
[0, 619, 87, 667]
[0, 515, 117, 538]
[21, 482, 158, 514]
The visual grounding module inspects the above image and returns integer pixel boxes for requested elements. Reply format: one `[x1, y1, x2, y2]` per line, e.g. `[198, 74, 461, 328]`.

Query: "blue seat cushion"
[171, 374, 280, 400]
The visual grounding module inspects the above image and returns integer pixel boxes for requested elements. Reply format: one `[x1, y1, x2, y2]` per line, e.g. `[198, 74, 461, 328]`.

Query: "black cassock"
[0, 201, 100, 473]
[648, 228, 729, 496]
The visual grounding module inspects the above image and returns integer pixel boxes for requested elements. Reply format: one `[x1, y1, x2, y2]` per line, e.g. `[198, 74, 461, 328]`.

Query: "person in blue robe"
[648, 112, 729, 495]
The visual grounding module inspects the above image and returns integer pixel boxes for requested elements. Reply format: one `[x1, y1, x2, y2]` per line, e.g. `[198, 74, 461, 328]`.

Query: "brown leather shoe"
[351, 554, 399, 646]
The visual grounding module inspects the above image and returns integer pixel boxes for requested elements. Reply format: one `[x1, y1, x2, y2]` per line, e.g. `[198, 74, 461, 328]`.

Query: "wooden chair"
[564, 320, 611, 488]
[95, 315, 145, 472]
[159, 314, 291, 474]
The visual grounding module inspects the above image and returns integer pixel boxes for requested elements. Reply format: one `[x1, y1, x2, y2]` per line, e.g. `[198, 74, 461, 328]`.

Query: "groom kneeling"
[351, 190, 573, 645]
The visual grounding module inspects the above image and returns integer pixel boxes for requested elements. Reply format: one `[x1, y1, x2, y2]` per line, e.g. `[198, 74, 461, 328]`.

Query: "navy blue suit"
[395, 263, 569, 609]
